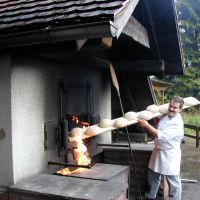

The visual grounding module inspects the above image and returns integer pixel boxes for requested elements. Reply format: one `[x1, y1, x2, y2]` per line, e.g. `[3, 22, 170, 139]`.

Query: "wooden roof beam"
[112, 60, 165, 77]
[101, 37, 113, 49]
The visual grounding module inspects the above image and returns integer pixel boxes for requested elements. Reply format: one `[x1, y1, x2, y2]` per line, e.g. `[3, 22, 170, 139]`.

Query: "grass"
[182, 111, 200, 135]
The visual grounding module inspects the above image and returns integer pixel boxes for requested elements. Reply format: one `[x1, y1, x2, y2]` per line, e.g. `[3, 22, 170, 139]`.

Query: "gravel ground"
[181, 137, 200, 199]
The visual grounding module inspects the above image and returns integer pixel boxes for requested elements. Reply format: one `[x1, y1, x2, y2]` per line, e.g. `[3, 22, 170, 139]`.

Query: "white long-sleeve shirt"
[149, 113, 184, 175]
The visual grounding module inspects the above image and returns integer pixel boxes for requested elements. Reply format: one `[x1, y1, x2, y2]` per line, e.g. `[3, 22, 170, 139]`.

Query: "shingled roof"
[0, 0, 141, 50]
[0, 0, 137, 34]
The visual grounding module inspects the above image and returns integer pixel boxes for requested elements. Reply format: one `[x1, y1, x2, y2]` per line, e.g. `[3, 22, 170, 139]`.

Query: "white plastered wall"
[10, 56, 111, 184]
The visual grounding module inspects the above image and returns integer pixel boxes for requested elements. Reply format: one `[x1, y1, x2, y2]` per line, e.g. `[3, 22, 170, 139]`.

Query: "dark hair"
[171, 96, 184, 109]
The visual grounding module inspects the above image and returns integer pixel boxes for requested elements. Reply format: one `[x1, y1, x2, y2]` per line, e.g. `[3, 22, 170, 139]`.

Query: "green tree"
[161, 0, 200, 103]
[166, 67, 200, 100]
[175, 0, 200, 67]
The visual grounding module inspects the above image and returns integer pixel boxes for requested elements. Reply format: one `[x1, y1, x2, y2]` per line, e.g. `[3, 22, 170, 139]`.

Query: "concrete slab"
[9, 174, 127, 200]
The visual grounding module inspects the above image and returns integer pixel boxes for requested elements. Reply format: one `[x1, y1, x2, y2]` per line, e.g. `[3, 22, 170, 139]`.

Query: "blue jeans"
[145, 169, 182, 200]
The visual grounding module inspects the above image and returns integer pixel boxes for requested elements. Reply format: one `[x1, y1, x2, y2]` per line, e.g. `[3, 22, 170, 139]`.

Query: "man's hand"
[137, 119, 149, 128]
[137, 119, 158, 137]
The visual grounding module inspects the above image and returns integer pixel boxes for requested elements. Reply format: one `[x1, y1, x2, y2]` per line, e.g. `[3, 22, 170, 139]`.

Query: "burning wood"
[68, 97, 200, 142]
[57, 135, 91, 175]
[57, 116, 91, 176]
[72, 115, 89, 128]
[48, 161, 91, 168]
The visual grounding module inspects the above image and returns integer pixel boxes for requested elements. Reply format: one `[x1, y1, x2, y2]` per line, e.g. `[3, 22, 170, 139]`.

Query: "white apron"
[149, 114, 184, 175]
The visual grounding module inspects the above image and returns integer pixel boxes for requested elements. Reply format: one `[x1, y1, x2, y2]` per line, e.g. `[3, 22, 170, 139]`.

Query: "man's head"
[168, 96, 184, 118]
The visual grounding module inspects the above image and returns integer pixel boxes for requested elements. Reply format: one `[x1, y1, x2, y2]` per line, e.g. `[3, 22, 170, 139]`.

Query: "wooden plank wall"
[103, 146, 152, 199]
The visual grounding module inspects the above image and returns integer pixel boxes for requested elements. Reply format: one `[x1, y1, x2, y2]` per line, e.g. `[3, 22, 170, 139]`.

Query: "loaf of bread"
[98, 119, 113, 128]
[70, 127, 83, 138]
[84, 126, 101, 136]
[146, 104, 159, 113]
[159, 104, 169, 115]
[124, 111, 138, 121]
[113, 117, 128, 128]
[138, 111, 153, 121]
[183, 97, 200, 106]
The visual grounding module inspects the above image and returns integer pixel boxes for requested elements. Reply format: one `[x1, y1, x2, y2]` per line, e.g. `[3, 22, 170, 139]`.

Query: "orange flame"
[57, 117, 90, 175]
[72, 115, 79, 124]
[72, 115, 89, 128]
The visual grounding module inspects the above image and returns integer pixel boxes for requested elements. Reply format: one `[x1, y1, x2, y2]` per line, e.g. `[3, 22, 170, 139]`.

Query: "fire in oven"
[44, 79, 100, 176]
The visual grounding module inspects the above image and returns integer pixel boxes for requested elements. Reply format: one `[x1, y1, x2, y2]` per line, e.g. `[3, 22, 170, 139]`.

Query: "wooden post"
[196, 127, 199, 148]
[161, 90, 164, 104]
[184, 124, 200, 148]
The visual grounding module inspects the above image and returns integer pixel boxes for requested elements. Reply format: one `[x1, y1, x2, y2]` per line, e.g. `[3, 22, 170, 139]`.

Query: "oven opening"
[45, 79, 101, 176]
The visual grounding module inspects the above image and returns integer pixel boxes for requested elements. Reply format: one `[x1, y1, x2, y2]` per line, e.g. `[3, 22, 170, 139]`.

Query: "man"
[138, 96, 184, 200]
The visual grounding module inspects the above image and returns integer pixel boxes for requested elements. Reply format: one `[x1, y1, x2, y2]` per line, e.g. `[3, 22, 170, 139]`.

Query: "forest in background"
[156, 0, 200, 125]
[157, 0, 200, 100]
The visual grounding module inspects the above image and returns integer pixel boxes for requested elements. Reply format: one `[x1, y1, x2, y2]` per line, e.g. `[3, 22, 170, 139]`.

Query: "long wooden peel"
[109, 63, 120, 96]
[109, 63, 125, 115]
[81, 104, 191, 139]
[68, 102, 198, 142]
[109, 63, 142, 199]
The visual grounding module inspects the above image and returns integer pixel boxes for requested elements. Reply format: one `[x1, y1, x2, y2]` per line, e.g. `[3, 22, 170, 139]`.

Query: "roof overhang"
[134, 0, 184, 75]
[0, 0, 183, 76]
[0, 0, 141, 49]
[0, 21, 114, 49]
